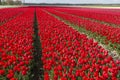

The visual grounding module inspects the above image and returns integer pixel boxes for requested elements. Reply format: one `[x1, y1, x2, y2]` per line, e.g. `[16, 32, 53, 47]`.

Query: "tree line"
[0, 0, 22, 5]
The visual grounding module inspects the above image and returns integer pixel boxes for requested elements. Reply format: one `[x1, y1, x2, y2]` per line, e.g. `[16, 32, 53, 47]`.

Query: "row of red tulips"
[0, 8, 30, 25]
[52, 7, 120, 25]
[45, 9, 120, 53]
[37, 8, 120, 80]
[0, 7, 120, 80]
[0, 8, 35, 80]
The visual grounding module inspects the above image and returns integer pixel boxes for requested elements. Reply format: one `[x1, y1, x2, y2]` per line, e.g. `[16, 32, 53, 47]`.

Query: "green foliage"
[1, 0, 22, 5]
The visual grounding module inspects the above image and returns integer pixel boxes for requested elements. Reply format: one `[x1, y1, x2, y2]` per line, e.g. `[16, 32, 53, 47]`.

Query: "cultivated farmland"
[0, 6, 120, 80]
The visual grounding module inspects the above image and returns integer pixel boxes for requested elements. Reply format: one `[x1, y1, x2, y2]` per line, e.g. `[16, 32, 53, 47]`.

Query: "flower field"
[50, 7, 120, 25]
[45, 8, 120, 55]
[0, 8, 34, 80]
[0, 8, 30, 25]
[0, 7, 120, 80]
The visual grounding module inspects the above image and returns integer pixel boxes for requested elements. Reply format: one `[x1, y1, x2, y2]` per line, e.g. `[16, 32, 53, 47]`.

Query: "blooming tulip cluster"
[0, 8, 29, 25]
[52, 7, 120, 25]
[0, 8, 34, 80]
[0, 6, 120, 80]
[37, 9, 120, 80]
[45, 9, 120, 54]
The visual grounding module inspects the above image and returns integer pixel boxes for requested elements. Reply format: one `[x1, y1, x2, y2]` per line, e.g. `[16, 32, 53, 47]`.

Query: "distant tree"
[15, 0, 22, 5]
[2, 0, 7, 5]
[0, 0, 1, 5]
[6, 0, 14, 5]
